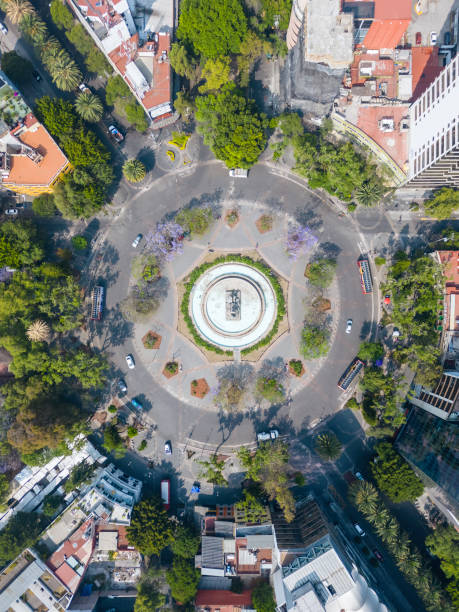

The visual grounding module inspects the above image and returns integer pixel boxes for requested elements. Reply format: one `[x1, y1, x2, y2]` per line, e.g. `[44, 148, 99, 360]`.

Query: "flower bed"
[191, 378, 209, 398]
[142, 331, 162, 349]
[289, 359, 305, 377]
[256, 214, 273, 234]
[163, 361, 179, 378]
[225, 210, 239, 227]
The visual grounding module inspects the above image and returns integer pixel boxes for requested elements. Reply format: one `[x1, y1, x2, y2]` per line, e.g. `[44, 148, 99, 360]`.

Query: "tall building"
[0, 73, 70, 196]
[407, 53, 459, 187]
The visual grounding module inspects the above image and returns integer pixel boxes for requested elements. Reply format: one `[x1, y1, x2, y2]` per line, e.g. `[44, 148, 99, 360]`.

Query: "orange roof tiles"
[54, 563, 80, 593]
[357, 105, 409, 169]
[6, 117, 68, 188]
[438, 251, 459, 286]
[363, 19, 409, 49]
[195, 589, 253, 611]
[374, 0, 412, 20]
[411, 46, 442, 100]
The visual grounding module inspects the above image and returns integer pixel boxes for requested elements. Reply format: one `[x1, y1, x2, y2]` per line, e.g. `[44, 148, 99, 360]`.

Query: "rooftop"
[411, 46, 442, 100]
[374, 0, 412, 20]
[272, 496, 329, 551]
[195, 588, 253, 611]
[356, 105, 409, 170]
[362, 19, 410, 50]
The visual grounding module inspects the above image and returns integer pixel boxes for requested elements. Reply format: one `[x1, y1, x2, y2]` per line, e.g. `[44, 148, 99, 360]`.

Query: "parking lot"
[407, 0, 459, 47]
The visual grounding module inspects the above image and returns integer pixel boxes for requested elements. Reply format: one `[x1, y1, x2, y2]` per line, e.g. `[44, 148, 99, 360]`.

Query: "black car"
[32, 70, 41, 81]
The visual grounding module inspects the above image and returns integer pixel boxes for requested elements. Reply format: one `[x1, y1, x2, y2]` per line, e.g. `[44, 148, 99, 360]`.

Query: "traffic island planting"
[163, 361, 179, 379]
[191, 378, 209, 398]
[142, 331, 162, 349]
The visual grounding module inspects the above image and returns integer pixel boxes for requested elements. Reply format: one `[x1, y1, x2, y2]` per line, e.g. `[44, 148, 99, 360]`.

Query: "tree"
[348, 480, 378, 516]
[42, 493, 63, 516]
[170, 524, 200, 558]
[50, 0, 74, 29]
[32, 193, 56, 216]
[237, 30, 269, 86]
[123, 159, 146, 182]
[105, 74, 131, 105]
[65, 23, 94, 56]
[0, 511, 46, 565]
[71, 235, 88, 250]
[102, 424, 126, 458]
[177, 0, 248, 58]
[20, 13, 47, 44]
[176, 206, 213, 236]
[300, 324, 330, 359]
[199, 56, 231, 93]
[127, 497, 174, 556]
[255, 377, 284, 403]
[75, 91, 103, 122]
[134, 582, 165, 612]
[125, 102, 149, 132]
[4, 0, 34, 24]
[306, 258, 337, 289]
[64, 460, 95, 493]
[425, 526, 459, 580]
[195, 83, 267, 169]
[354, 179, 387, 207]
[169, 42, 200, 86]
[49, 49, 82, 91]
[285, 224, 318, 260]
[85, 47, 110, 75]
[26, 320, 50, 342]
[0, 474, 10, 511]
[173, 90, 195, 120]
[198, 454, 228, 486]
[1, 50, 33, 85]
[0, 219, 43, 268]
[357, 341, 384, 363]
[278, 112, 303, 139]
[371, 442, 424, 503]
[424, 187, 459, 219]
[35, 96, 79, 138]
[166, 557, 200, 604]
[252, 581, 276, 612]
[315, 432, 342, 461]
[214, 363, 253, 411]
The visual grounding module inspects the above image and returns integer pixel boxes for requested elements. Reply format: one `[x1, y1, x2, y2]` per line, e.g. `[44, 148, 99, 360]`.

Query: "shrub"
[289, 359, 303, 376]
[345, 397, 360, 411]
[127, 426, 138, 438]
[256, 377, 284, 403]
[165, 361, 178, 375]
[168, 131, 190, 150]
[257, 214, 273, 232]
[138, 439, 147, 451]
[348, 203, 357, 212]
[294, 472, 306, 486]
[362, 403, 377, 426]
[107, 405, 117, 414]
[71, 235, 88, 250]
[143, 332, 160, 349]
[375, 256, 386, 266]
[300, 324, 330, 359]
[32, 193, 56, 217]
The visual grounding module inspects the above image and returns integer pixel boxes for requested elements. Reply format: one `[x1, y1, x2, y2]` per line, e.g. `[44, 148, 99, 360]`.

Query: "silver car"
[125, 354, 135, 369]
[132, 234, 142, 248]
[345, 319, 353, 334]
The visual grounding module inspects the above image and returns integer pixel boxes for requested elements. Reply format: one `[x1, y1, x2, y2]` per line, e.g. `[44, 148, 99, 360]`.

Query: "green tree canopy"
[134, 582, 165, 612]
[299, 324, 330, 359]
[102, 424, 126, 458]
[252, 581, 276, 612]
[0, 220, 43, 268]
[315, 431, 342, 461]
[42, 493, 63, 516]
[127, 497, 174, 556]
[50, 0, 74, 29]
[0, 511, 46, 565]
[424, 187, 459, 219]
[170, 524, 200, 558]
[199, 56, 232, 93]
[1, 50, 33, 85]
[371, 442, 424, 503]
[198, 454, 228, 486]
[175, 206, 213, 236]
[195, 83, 267, 169]
[306, 258, 337, 288]
[177, 0, 248, 58]
[255, 377, 284, 403]
[32, 193, 57, 217]
[425, 525, 459, 580]
[357, 341, 384, 363]
[166, 557, 200, 604]
[169, 42, 200, 85]
[64, 460, 95, 493]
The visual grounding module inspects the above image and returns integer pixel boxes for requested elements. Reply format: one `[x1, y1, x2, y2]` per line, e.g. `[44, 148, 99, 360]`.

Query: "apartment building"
[408, 53, 459, 187]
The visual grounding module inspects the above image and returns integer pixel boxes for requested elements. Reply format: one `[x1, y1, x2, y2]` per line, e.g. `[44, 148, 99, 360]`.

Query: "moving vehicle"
[32, 70, 41, 81]
[131, 398, 142, 410]
[117, 379, 127, 393]
[229, 168, 248, 178]
[90, 286, 104, 321]
[338, 358, 364, 391]
[4, 208, 18, 215]
[108, 124, 124, 143]
[357, 257, 372, 294]
[0, 22, 8, 35]
[354, 523, 365, 537]
[125, 354, 135, 369]
[161, 479, 170, 510]
[164, 441, 172, 455]
[415, 32, 422, 45]
[373, 549, 383, 562]
[132, 233, 142, 248]
[430, 31, 437, 45]
[345, 319, 352, 334]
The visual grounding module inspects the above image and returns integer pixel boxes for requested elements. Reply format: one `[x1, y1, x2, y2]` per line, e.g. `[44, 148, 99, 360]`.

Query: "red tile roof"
[357, 105, 409, 169]
[195, 589, 253, 611]
[411, 46, 442, 100]
[363, 19, 410, 49]
[54, 563, 80, 593]
[374, 0, 412, 20]
[438, 251, 459, 286]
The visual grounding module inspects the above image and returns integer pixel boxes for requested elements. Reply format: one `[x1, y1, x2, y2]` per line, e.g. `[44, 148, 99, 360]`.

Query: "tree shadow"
[359, 320, 372, 340]
[163, 188, 224, 222]
[293, 206, 323, 231]
[137, 146, 155, 172]
[216, 409, 245, 448]
[316, 241, 341, 259]
[258, 356, 287, 382]
[91, 307, 134, 350]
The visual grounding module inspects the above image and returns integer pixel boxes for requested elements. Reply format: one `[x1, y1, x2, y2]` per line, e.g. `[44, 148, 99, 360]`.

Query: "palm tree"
[394, 532, 411, 568]
[39, 36, 60, 61]
[404, 551, 422, 580]
[314, 431, 342, 461]
[349, 481, 378, 516]
[123, 159, 146, 183]
[20, 14, 47, 44]
[355, 179, 387, 207]
[26, 320, 50, 342]
[50, 50, 81, 91]
[375, 516, 399, 545]
[4, 0, 34, 24]
[75, 91, 103, 122]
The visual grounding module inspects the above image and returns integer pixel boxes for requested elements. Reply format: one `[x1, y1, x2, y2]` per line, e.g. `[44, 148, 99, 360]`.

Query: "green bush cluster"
[180, 255, 285, 356]
[105, 75, 148, 132]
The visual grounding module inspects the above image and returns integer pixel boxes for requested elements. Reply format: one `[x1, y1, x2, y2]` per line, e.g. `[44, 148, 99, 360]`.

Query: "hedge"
[181, 255, 286, 357]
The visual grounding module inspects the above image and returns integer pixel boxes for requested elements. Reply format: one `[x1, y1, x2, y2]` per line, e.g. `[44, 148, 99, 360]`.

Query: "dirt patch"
[142, 331, 162, 349]
[225, 210, 239, 228]
[163, 362, 179, 378]
[256, 214, 273, 234]
[190, 378, 210, 398]
[312, 297, 331, 312]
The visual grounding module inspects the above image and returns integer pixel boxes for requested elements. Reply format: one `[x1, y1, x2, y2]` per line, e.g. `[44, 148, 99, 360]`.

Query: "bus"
[357, 257, 373, 294]
[338, 358, 364, 391]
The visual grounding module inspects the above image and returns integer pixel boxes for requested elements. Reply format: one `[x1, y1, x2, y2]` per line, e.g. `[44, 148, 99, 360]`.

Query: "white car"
[229, 168, 248, 178]
[164, 441, 172, 455]
[5, 209, 18, 215]
[430, 31, 437, 45]
[257, 432, 271, 442]
[0, 22, 8, 35]
[125, 354, 135, 369]
[345, 319, 353, 334]
[132, 234, 142, 248]
[354, 523, 366, 537]
[270, 429, 279, 440]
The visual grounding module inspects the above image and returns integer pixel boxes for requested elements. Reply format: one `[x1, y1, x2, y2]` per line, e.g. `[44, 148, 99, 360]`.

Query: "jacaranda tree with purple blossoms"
[145, 222, 185, 262]
[285, 225, 318, 260]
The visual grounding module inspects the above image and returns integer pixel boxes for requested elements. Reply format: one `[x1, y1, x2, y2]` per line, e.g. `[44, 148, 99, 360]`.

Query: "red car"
[415, 32, 422, 45]
[373, 549, 384, 562]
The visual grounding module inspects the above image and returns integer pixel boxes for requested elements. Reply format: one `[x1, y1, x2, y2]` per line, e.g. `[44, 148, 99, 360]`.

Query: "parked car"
[131, 398, 143, 410]
[78, 83, 90, 93]
[354, 523, 366, 537]
[108, 124, 124, 143]
[430, 31, 437, 45]
[132, 233, 142, 248]
[161, 479, 170, 510]
[270, 429, 279, 440]
[345, 319, 352, 334]
[5, 208, 18, 215]
[257, 432, 271, 442]
[355, 471, 364, 481]
[32, 70, 41, 81]
[229, 168, 248, 178]
[164, 441, 172, 455]
[117, 379, 127, 393]
[0, 22, 8, 35]
[125, 354, 135, 369]
[415, 31, 422, 45]
[373, 549, 384, 562]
